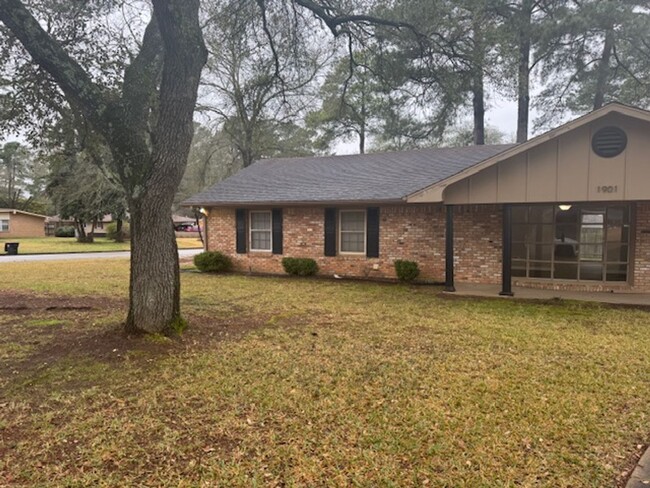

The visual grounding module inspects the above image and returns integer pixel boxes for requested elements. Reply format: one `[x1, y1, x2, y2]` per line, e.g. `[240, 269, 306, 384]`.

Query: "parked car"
[175, 223, 201, 232]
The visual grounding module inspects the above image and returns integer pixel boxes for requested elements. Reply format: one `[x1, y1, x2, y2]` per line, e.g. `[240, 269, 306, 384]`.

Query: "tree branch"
[121, 16, 163, 134]
[147, 0, 207, 195]
[0, 0, 107, 131]
[293, 0, 416, 36]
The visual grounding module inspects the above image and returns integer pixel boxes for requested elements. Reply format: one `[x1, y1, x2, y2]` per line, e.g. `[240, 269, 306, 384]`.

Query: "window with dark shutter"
[272, 208, 283, 254]
[366, 207, 380, 258]
[235, 208, 247, 254]
[324, 208, 337, 256]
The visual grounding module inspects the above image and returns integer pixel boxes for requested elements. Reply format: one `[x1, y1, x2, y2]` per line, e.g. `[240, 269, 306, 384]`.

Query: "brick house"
[0, 209, 47, 238]
[185, 103, 650, 294]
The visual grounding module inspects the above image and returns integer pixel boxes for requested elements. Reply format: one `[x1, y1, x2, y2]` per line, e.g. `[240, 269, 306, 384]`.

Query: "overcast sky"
[335, 96, 534, 155]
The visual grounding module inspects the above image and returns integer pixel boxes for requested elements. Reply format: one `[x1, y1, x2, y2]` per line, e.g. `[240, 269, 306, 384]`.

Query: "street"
[0, 248, 202, 263]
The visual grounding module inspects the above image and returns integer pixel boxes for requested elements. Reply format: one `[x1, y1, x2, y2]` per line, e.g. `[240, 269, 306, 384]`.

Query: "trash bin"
[4, 242, 19, 255]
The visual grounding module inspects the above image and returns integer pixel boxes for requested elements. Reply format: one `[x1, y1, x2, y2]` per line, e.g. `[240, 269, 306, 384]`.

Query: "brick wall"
[205, 202, 650, 291]
[633, 202, 650, 290]
[205, 204, 502, 284]
[453, 205, 502, 283]
[0, 213, 45, 238]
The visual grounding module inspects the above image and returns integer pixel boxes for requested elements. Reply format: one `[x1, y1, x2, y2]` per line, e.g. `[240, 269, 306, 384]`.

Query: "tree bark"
[471, 14, 485, 146]
[126, 199, 180, 334]
[74, 219, 86, 240]
[593, 28, 614, 110]
[115, 218, 124, 242]
[472, 71, 485, 145]
[358, 125, 366, 154]
[123, 0, 207, 333]
[516, 0, 533, 143]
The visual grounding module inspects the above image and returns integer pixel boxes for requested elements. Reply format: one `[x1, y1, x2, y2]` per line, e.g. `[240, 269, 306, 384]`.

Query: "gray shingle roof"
[183, 144, 515, 206]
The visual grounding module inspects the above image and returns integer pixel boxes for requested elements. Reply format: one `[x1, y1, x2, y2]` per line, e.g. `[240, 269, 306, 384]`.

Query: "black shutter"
[366, 207, 380, 258]
[235, 208, 247, 254]
[272, 208, 283, 255]
[324, 207, 337, 256]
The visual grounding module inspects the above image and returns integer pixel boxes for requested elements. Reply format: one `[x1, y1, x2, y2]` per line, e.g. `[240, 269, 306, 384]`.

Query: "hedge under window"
[339, 210, 366, 253]
[249, 211, 272, 251]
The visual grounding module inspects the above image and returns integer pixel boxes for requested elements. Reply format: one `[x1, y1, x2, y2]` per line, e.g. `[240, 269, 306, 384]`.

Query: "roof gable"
[0, 208, 47, 219]
[407, 103, 650, 203]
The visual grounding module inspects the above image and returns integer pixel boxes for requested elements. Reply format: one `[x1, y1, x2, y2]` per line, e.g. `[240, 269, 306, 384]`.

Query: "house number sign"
[597, 185, 618, 193]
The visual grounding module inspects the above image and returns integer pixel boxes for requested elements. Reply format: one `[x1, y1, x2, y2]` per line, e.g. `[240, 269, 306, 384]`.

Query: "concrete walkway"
[450, 283, 650, 307]
[0, 248, 202, 263]
[626, 446, 650, 487]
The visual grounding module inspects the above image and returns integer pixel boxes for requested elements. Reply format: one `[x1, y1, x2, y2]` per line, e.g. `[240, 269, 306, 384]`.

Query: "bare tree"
[199, 0, 331, 167]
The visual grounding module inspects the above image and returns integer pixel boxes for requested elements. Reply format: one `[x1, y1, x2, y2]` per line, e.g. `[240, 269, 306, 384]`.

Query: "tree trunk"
[472, 71, 485, 145]
[75, 219, 86, 240]
[115, 218, 124, 242]
[516, 1, 533, 143]
[594, 28, 614, 110]
[471, 14, 486, 146]
[1, 0, 208, 334]
[359, 125, 366, 154]
[194, 210, 204, 245]
[126, 199, 180, 334]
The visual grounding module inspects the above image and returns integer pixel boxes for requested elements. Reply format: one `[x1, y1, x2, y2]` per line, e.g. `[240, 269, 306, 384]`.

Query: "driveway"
[0, 248, 202, 263]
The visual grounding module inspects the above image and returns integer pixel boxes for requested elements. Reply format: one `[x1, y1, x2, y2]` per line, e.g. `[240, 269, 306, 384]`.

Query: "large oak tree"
[0, 0, 410, 334]
[0, 0, 207, 333]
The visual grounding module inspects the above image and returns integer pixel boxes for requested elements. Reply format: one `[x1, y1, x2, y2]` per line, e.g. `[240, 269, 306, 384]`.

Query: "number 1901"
[597, 185, 618, 193]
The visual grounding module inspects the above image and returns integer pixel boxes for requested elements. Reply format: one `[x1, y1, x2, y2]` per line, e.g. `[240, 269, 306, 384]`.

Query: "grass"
[0, 236, 203, 254]
[0, 260, 649, 486]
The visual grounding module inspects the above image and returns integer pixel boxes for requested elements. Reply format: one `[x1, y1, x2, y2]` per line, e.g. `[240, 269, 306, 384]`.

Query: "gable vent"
[591, 126, 627, 158]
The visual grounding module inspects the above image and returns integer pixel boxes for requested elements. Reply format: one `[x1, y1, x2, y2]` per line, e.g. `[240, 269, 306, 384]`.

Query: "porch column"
[445, 205, 456, 292]
[500, 204, 514, 296]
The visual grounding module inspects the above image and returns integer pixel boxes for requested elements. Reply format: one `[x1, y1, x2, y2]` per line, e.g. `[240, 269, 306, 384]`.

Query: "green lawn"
[0, 236, 203, 254]
[0, 260, 649, 486]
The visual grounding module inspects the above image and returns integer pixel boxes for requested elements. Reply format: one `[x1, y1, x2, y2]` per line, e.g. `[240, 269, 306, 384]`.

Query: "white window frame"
[338, 209, 366, 255]
[249, 210, 272, 252]
[0, 219, 9, 233]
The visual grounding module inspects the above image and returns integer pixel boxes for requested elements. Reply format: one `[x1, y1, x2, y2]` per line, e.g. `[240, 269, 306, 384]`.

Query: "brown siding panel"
[0, 213, 45, 238]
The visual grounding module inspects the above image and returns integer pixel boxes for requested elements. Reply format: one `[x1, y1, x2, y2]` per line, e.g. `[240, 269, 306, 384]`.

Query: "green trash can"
[4, 242, 19, 255]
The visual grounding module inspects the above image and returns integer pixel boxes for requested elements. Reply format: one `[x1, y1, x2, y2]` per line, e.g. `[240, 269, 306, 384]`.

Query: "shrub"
[54, 226, 75, 238]
[106, 221, 130, 242]
[282, 257, 319, 277]
[394, 259, 420, 283]
[194, 251, 233, 273]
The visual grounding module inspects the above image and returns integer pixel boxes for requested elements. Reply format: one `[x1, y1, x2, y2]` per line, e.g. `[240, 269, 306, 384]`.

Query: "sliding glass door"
[511, 204, 631, 282]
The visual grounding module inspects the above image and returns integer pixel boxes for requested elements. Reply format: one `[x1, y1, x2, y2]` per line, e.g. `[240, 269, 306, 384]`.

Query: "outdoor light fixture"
[558, 204, 572, 211]
[199, 207, 208, 216]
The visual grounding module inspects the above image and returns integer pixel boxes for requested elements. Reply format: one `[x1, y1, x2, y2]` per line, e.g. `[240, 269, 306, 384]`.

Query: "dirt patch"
[0, 291, 126, 313]
[0, 291, 263, 392]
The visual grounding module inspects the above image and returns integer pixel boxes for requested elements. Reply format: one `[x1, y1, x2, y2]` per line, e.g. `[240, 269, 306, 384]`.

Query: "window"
[0, 219, 8, 232]
[511, 204, 630, 282]
[339, 210, 366, 253]
[249, 211, 272, 251]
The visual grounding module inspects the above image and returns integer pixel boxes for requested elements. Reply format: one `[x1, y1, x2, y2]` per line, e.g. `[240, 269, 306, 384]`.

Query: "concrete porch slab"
[449, 284, 650, 307]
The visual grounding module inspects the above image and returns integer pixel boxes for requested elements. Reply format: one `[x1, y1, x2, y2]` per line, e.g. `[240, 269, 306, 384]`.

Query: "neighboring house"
[44, 215, 74, 236]
[82, 214, 114, 237]
[184, 103, 650, 293]
[0, 209, 47, 238]
[46, 214, 115, 237]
